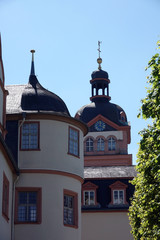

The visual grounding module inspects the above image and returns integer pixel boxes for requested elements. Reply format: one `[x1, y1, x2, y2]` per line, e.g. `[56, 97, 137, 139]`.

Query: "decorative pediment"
[83, 181, 98, 190]
[88, 114, 119, 131]
[87, 114, 131, 144]
[109, 181, 128, 189]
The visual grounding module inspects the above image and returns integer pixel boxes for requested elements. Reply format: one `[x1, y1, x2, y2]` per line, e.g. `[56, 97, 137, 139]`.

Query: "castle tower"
[75, 42, 136, 240]
[5, 50, 87, 240]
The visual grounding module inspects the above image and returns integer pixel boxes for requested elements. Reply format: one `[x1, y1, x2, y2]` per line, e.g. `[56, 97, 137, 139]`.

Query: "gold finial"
[97, 41, 102, 70]
[30, 49, 35, 61]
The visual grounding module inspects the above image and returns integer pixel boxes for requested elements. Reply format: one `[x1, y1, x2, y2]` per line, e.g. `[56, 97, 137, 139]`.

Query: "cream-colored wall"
[82, 212, 133, 240]
[19, 120, 84, 178]
[0, 150, 14, 240]
[85, 130, 123, 140]
[15, 173, 82, 240]
[0, 87, 3, 126]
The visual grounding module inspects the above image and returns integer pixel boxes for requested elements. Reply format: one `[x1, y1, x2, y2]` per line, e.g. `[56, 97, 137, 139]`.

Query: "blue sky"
[0, 0, 160, 164]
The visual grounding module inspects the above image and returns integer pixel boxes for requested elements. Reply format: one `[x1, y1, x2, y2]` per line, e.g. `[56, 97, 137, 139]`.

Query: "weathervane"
[97, 41, 102, 70]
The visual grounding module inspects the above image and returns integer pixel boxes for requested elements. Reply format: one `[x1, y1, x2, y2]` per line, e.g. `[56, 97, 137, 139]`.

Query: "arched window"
[86, 138, 94, 152]
[97, 138, 105, 151]
[108, 137, 116, 151]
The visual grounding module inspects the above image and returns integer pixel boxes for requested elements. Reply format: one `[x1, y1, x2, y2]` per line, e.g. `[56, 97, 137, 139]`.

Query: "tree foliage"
[129, 41, 160, 240]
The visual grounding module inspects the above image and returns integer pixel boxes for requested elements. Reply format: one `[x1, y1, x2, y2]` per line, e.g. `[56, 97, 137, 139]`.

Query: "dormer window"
[84, 191, 95, 206]
[82, 182, 99, 207]
[113, 190, 124, 204]
[120, 111, 126, 123]
[109, 181, 128, 206]
[97, 138, 105, 151]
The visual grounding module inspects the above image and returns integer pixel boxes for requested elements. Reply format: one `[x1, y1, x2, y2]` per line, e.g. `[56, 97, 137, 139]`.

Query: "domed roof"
[91, 69, 109, 79]
[21, 51, 70, 116]
[75, 100, 127, 126]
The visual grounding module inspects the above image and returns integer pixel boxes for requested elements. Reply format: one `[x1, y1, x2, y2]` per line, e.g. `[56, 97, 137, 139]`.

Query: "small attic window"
[82, 182, 99, 207]
[120, 111, 126, 122]
[109, 181, 128, 206]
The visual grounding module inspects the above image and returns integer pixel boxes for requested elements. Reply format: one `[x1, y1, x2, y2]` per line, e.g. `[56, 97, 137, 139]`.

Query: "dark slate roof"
[91, 69, 109, 79]
[75, 101, 128, 126]
[6, 82, 70, 116]
[84, 166, 137, 179]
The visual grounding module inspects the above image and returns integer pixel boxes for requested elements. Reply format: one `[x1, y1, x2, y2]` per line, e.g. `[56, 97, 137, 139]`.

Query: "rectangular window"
[2, 173, 9, 221]
[113, 190, 124, 204]
[68, 127, 79, 157]
[84, 190, 95, 206]
[63, 189, 78, 228]
[15, 188, 41, 224]
[86, 138, 94, 152]
[20, 122, 39, 150]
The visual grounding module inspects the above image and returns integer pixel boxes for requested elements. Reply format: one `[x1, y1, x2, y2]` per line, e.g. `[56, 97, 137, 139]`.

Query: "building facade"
[0, 39, 135, 240]
[0, 36, 19, 240]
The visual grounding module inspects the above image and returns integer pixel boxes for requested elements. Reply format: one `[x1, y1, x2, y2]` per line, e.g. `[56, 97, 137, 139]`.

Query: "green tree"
[129, 41, 160, 240]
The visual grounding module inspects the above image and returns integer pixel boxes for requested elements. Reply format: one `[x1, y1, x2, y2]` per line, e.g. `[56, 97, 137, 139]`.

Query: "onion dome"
[21, 50, 70, 116]
[91, 69, 109, 79]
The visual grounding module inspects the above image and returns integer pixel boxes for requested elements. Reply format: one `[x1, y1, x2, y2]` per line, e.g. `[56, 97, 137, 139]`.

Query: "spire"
[29, 49, 38, 87]
[97, 41, 102, 70]
[30, 50, 35, 75]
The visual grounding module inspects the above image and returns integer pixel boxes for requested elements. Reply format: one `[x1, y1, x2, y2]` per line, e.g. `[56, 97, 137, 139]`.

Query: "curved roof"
[75, 101, 127, 126]
[91, 69, 109, 79]
[21, 74, 70, 116]
[6, 52, 70, 117]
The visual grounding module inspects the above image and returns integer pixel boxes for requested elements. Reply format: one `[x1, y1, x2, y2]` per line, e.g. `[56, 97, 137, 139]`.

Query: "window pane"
[84, 192, 89, 205]
[29, 192, 37, 204]
[29, 206, 37, 221]
[18, 206, 27, 222]
[19, 192, 27, 204]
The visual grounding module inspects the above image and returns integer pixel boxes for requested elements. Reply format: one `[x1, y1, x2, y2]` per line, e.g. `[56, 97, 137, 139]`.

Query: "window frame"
[82, 182, 98, 207]
[68, 126, 79, 157]
[113, 190, 124, 204]
[83, 190, 95, 206]
[63, 189, 78, 228]
[20, 121, 40, 151]
[97, 137, 105, 151]
[86, 137, 94, 152]
[2, 172, 9, 221]
[108, 137, 116, 151]
[15, 187, 42, 224]
[109, 181, 128, 206]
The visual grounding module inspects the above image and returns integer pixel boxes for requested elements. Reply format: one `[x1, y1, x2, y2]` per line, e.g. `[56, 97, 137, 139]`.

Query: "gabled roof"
[84, 166, 137, 179]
